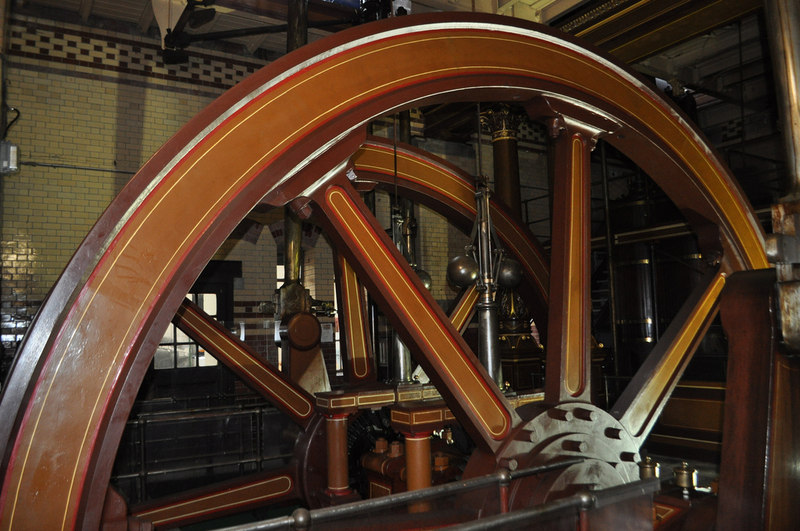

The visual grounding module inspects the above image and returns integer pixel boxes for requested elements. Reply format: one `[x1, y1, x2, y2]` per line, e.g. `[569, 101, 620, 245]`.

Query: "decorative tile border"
[8, 15, 264, 91]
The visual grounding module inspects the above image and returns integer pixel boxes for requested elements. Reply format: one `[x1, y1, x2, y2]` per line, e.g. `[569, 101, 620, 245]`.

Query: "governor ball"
[497, 258, 523, 288]
[447, 255, 478, 287]
[415, 268, 433, 290]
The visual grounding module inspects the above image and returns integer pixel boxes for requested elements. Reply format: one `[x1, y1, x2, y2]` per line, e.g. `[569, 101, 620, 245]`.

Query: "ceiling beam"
[139, 0, 155, 33]
[78, 0, 94, 22]
[557, 0, 763, 63]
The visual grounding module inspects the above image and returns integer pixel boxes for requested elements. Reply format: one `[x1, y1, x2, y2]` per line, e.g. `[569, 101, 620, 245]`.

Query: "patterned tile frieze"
[8, 15, 265, 91]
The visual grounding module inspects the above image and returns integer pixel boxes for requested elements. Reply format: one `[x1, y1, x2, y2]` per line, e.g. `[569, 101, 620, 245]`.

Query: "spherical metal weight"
[497, 258, 523, 289]
[447, 255, 479, 288]
[415, 267, 433, 291]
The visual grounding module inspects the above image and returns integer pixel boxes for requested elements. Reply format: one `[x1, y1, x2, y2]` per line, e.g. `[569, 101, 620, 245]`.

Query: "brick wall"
[1, 14, 259, 352]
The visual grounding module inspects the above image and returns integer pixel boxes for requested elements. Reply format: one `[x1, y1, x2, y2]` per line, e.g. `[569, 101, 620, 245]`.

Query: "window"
[155, 293, 219, 369]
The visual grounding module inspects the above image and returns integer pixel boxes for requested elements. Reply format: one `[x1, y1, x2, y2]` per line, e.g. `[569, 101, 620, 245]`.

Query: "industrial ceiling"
[15, 0, 763, 67]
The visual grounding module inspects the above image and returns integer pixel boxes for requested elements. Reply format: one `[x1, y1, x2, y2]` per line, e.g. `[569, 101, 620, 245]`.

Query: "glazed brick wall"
[1, 14, 259, 350]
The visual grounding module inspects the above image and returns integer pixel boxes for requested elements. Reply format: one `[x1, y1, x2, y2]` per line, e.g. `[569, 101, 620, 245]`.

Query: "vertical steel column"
[765, 0, 800, 197]
[282, 0, 308, 315]
[764, 0, 800, 351]
[391, 209, 413, 383]
[476, 181, 503, 387]
[600, 143, 620, 380]
[286, 0, 308, 53]
[392, 111, 415, 384]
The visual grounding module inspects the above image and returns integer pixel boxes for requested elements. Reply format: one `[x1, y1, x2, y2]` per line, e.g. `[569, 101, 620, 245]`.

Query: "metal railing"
[217, 459, 659, 531]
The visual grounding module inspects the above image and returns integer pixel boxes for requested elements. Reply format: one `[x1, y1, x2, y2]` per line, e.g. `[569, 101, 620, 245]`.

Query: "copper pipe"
[491, 136, 522, 219]
[325, 415, 351, 495]
[482, 105, 522, 219]
[404, 432, 432, 512]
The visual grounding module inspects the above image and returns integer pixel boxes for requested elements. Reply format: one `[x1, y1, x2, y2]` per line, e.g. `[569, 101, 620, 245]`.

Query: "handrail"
[457, 478, 660, 530]
[215, 459, 663, 531]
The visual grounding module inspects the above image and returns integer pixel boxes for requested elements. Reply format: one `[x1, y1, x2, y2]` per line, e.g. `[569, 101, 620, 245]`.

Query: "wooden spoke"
[174, 299, 315, 428]
[334, 254, 376, 382]
[131, 468, 297, 528]
[449, 284, 480, 334]
[612, 269, 726, 442]
[545, 128, 594, 403]
[313, 177, 519, 452]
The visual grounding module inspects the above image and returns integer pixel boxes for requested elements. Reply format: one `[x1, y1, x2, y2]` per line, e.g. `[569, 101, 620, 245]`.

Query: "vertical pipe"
[600, 143, 620, 381]
[394, 336, 413, 383]
[280, 1, 309, 323]
[283, 0, 307, 292]
[139, 419, 147, 502]
[492, 137, 521, 218]
[404, 432, 432, 512]
[649, 242, 660, 341]
[325, 414, 351, 495]
[476, 185, 502, 387]
[286, 0, 308, 52]
[257, 407, 263, 472]
[473, 104, 502, 388]
[363, 190, 385, 378]
[0, 0, 9, 133]
[484, 105, 522, 220]
[498, 470, 511, 514]
[765, 0, 800, 197]
[398, 109, 411, 144]
[283, 0, 307, 290]
[392, 111, 414, 383]
[284, 208, 303, 284]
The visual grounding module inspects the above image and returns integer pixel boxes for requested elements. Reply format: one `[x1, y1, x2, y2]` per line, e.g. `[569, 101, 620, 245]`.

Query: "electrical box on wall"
[0, 141, 19, 174]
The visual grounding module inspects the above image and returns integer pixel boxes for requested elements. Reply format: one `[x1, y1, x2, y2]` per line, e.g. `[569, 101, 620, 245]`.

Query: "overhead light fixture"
[152, 0, 186, 50]
[161, 47, 190, 65]
[153, 1, 218, 64]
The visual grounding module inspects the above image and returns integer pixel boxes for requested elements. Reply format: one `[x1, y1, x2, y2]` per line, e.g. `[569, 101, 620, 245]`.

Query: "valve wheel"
[0, 13, 766, 529]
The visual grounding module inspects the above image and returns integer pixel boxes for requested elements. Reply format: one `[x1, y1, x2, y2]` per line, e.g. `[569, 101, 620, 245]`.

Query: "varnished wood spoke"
[131, 468, 297, 528]
[449, 284, 479, 334]
[174, 299, 315, 427]
[545, 130, 593, 403]
[612, 269, 726, 441]
[335, 254, 376, 382]
[312, 178, 518, 452]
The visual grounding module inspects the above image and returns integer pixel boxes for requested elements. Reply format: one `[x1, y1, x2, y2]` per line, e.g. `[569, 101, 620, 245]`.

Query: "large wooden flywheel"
[0, 13, 766, 529]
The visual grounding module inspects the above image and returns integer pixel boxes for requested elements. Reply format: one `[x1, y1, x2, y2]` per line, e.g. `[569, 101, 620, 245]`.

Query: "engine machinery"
[0, 9, 798, 531]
